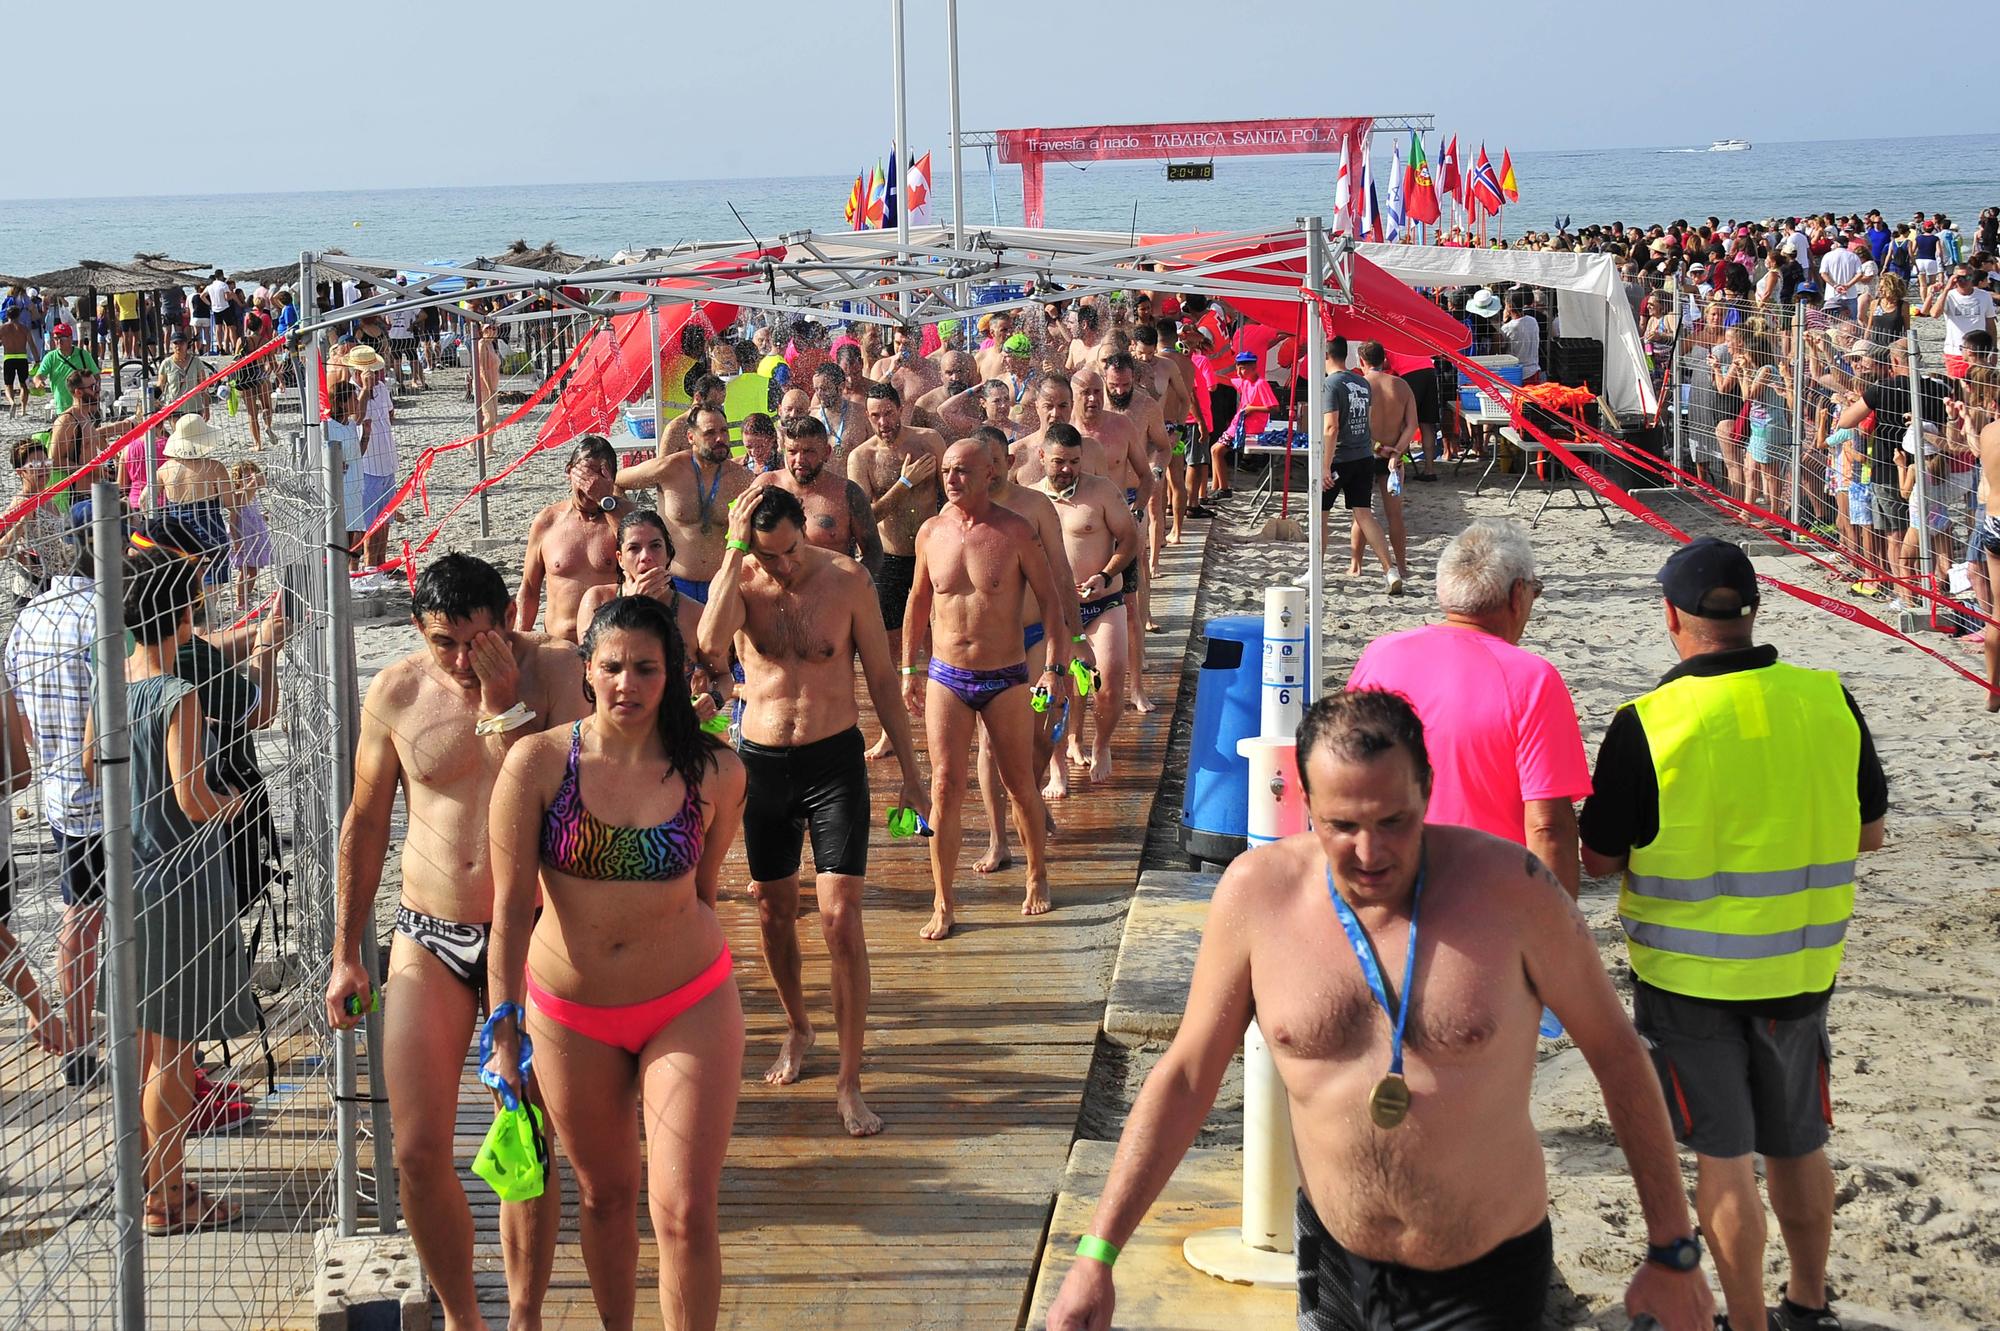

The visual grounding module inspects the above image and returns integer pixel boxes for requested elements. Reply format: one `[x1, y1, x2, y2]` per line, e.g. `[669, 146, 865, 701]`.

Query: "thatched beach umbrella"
[487, 240, 602, 274]
[21, 259, 187, 295]
[131, 252, 207, 274]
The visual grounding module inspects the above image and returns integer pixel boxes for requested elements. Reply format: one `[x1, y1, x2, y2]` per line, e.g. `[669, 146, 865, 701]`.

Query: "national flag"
[884, 150, 899, 228]
[843, 172, 864, 228]
[1385, 142, 1405, 243]
[1499, 148, 1519, 203]
[1356, 148, 1375, 240]
[906, 150, 933, 224]
[1367, 179, 1384, 244]
[1332, 137, 1352, 235]
[1405, 133, 1440, 225]
[1440, 134, 1461, 203]
[863, 162, 886, 228]
[1469, 144, 1505, 215]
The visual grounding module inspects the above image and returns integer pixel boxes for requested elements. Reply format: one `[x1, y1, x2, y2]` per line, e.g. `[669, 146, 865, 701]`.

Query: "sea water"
[0, 133, 1992, 277]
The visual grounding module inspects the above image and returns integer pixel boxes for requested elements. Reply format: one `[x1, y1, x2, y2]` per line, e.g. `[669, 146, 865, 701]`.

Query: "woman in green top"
[83, 542, 259, 1235]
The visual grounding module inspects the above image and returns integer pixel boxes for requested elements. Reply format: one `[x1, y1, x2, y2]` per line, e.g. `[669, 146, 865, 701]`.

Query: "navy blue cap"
[1657, 537, 1759, 618]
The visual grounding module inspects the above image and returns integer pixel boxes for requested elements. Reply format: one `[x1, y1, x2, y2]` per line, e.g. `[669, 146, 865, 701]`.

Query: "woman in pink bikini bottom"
[486, 595, 747, 1330]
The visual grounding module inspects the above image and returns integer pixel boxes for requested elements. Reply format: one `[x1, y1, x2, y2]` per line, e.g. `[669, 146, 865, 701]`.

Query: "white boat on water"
[1708, 139, 1751, 152]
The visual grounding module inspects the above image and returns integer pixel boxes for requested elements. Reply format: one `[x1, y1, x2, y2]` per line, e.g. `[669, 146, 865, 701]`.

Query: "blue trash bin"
[1179, 616, 1264, 870]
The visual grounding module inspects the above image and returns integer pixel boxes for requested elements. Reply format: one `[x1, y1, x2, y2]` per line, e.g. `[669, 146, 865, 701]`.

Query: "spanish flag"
[1499, 149, 1519, 204]
[844, 172, 865, 228]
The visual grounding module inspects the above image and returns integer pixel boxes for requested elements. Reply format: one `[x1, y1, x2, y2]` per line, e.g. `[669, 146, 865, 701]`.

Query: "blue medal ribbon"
[1324, 854, 1424, 1081]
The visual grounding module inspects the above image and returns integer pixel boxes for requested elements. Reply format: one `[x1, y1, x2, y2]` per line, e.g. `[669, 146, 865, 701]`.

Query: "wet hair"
[11, 438, 46, 469]
[1358, 341, 1387, 368]
[748, 485, 807, 533]
[1182, 294, 1212, 316]
[814, 362, 845, 387]
[691, 373, 725, 400]
[410, 552, 510, 625]
[1074, 304, 1100, 331]
[1295, 689, 1433, 798]
[742, 411, 777, 441]
[617, 507, 674, 563]
[1038, 375, 1073, 399]
[781, 414, 828, 443]
[689, 404, 729, 433]
[123, 544, 203, 645]
[577, 596, 720, 805]
[1133, 324, 1160, 347]
[981, 379, 1013, 399]
[866, 382, 902, 408]
[1044, 423, 1083, 450]
[567, 434, 616, 473]
[1103, 351, 1138, 376]
[679, 324, 708, 357]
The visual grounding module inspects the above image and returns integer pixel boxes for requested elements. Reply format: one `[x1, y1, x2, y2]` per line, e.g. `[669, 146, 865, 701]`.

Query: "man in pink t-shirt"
[1346, 519, 1590, 894]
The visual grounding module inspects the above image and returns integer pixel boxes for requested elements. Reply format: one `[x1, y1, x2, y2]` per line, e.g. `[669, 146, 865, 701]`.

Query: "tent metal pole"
[891, 0, 910, 317]
[946, 0, 967, 309]
[1305, 216, 1327, 702]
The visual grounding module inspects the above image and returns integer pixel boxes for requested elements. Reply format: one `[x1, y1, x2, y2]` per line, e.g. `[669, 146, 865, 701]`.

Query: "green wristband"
[1075, 1235, 1119, 1267]
[1071, 633, 1088, 643]
[726, 538, 751, 553]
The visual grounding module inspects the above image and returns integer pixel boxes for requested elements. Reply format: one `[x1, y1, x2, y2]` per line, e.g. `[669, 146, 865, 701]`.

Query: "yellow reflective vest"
[1619, 661, 1860, 1002]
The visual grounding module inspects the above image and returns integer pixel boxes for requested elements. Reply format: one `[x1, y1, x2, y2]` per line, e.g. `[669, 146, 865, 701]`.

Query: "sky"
[4, 0, 1975, 200]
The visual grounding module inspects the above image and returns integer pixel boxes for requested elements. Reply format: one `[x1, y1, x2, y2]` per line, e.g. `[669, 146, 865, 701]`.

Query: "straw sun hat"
[163, 415, 225, 460]
[345, 345, 389, 373]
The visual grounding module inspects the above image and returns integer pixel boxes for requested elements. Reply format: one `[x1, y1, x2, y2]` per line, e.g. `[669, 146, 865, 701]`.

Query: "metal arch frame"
[296, 224, 1355, 343]
[954, 114, 1435, 152]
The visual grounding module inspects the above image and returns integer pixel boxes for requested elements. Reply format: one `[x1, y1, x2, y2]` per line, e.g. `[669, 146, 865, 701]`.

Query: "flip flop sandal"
[144, 1186, 239, 1237]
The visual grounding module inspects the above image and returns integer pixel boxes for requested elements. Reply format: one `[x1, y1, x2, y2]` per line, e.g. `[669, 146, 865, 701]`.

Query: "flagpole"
[890, 0, 910, 315]
[946, 0, 966, 289]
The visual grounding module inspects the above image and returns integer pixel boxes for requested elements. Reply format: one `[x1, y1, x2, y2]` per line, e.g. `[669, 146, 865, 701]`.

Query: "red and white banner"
[993, 117, 1373, 227]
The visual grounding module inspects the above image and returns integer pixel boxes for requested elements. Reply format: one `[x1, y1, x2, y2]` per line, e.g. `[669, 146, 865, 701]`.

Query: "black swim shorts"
[1322, 457, 1375, 513]
[739, 726, 871, 883]
[1398, 364, 1441, 424]
[1295, 1190, 1551, 1331]
[877, 552, 916, 632]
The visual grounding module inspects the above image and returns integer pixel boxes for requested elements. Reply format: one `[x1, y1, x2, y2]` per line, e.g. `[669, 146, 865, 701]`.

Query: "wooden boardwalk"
[438, 536, 1208, 1329]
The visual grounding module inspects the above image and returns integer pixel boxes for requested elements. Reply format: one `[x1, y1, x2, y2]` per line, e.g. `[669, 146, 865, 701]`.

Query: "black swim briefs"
[1294, 1190, 1551, 1331]
[739, 726, 870, 883]
[877, 552, 916, 632]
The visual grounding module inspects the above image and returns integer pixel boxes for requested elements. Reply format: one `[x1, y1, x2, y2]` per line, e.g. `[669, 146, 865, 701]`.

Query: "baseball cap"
[169, 328, 189, 344]
[1003, 333, 1032, 355]
[1657, 537, 1759, 619]
[1687, 262, 1707, 276]
[1234, 351, 1257, 365]
[51, 323, 73, 338]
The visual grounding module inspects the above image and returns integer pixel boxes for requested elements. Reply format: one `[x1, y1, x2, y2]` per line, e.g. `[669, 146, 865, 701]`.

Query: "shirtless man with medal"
[1047, 690, 1715, 1331]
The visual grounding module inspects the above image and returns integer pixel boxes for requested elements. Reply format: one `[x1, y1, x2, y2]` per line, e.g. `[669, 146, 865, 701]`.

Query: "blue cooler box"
[1178, 616, 1264, 870]
[1458, 353, 1524, 411]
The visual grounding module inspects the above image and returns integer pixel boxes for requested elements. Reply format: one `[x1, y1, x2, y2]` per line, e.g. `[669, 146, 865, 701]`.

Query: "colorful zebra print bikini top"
[540, 723, 703, 881]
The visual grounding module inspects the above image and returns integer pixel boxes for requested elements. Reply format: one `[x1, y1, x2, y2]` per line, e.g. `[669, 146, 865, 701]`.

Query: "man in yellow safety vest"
[1580, 537, 1888, 1331]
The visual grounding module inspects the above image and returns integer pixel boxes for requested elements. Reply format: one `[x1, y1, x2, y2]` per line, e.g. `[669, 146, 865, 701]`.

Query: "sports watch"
[1644, 1235, 1702, 1272]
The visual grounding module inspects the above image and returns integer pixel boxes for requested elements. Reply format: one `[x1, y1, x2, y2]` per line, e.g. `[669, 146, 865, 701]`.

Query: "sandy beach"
[1122, 450, 1999, 1329]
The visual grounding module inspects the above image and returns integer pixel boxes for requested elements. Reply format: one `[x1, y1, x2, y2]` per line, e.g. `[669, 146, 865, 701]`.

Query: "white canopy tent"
[1353, 244, 1658, 420]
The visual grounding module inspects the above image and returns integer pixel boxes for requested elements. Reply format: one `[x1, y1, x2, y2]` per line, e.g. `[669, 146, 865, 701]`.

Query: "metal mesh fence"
[0, 325, 358, 1328]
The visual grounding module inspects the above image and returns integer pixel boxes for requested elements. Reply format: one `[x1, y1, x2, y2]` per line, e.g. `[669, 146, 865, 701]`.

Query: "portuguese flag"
[1404, 133, 1440, 226]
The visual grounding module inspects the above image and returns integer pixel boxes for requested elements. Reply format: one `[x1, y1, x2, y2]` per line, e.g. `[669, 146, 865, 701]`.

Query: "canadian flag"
[906, 151, 933, 225]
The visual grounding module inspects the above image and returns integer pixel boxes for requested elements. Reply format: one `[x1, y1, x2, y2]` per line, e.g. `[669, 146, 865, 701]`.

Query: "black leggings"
[1294, 1191, 1551, 1330]
[739, 726, 871, 882]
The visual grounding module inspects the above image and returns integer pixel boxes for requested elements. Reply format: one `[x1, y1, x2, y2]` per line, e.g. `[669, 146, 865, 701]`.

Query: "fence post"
[92, 481, 147, 1331]
[1669, 327, 1685, 482]
[1789, 302, 1805, 526]
[1905, 329, 1933, 594]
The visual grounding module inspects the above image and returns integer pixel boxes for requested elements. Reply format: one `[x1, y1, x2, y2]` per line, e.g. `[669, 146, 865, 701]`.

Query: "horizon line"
[2, 130, 1986, 209]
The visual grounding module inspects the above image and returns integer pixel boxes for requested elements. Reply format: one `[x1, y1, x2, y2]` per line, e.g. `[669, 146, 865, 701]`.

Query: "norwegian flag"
[1469, 144, 1505, 215]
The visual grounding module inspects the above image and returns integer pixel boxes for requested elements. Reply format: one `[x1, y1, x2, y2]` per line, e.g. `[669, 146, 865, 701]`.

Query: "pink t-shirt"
[1346, 623, 1590, 844]
[122, 434, 167, 509]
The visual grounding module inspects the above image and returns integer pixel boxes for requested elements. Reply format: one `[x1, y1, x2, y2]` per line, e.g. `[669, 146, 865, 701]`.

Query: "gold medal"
[1368, 1073, 1411, 1130]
